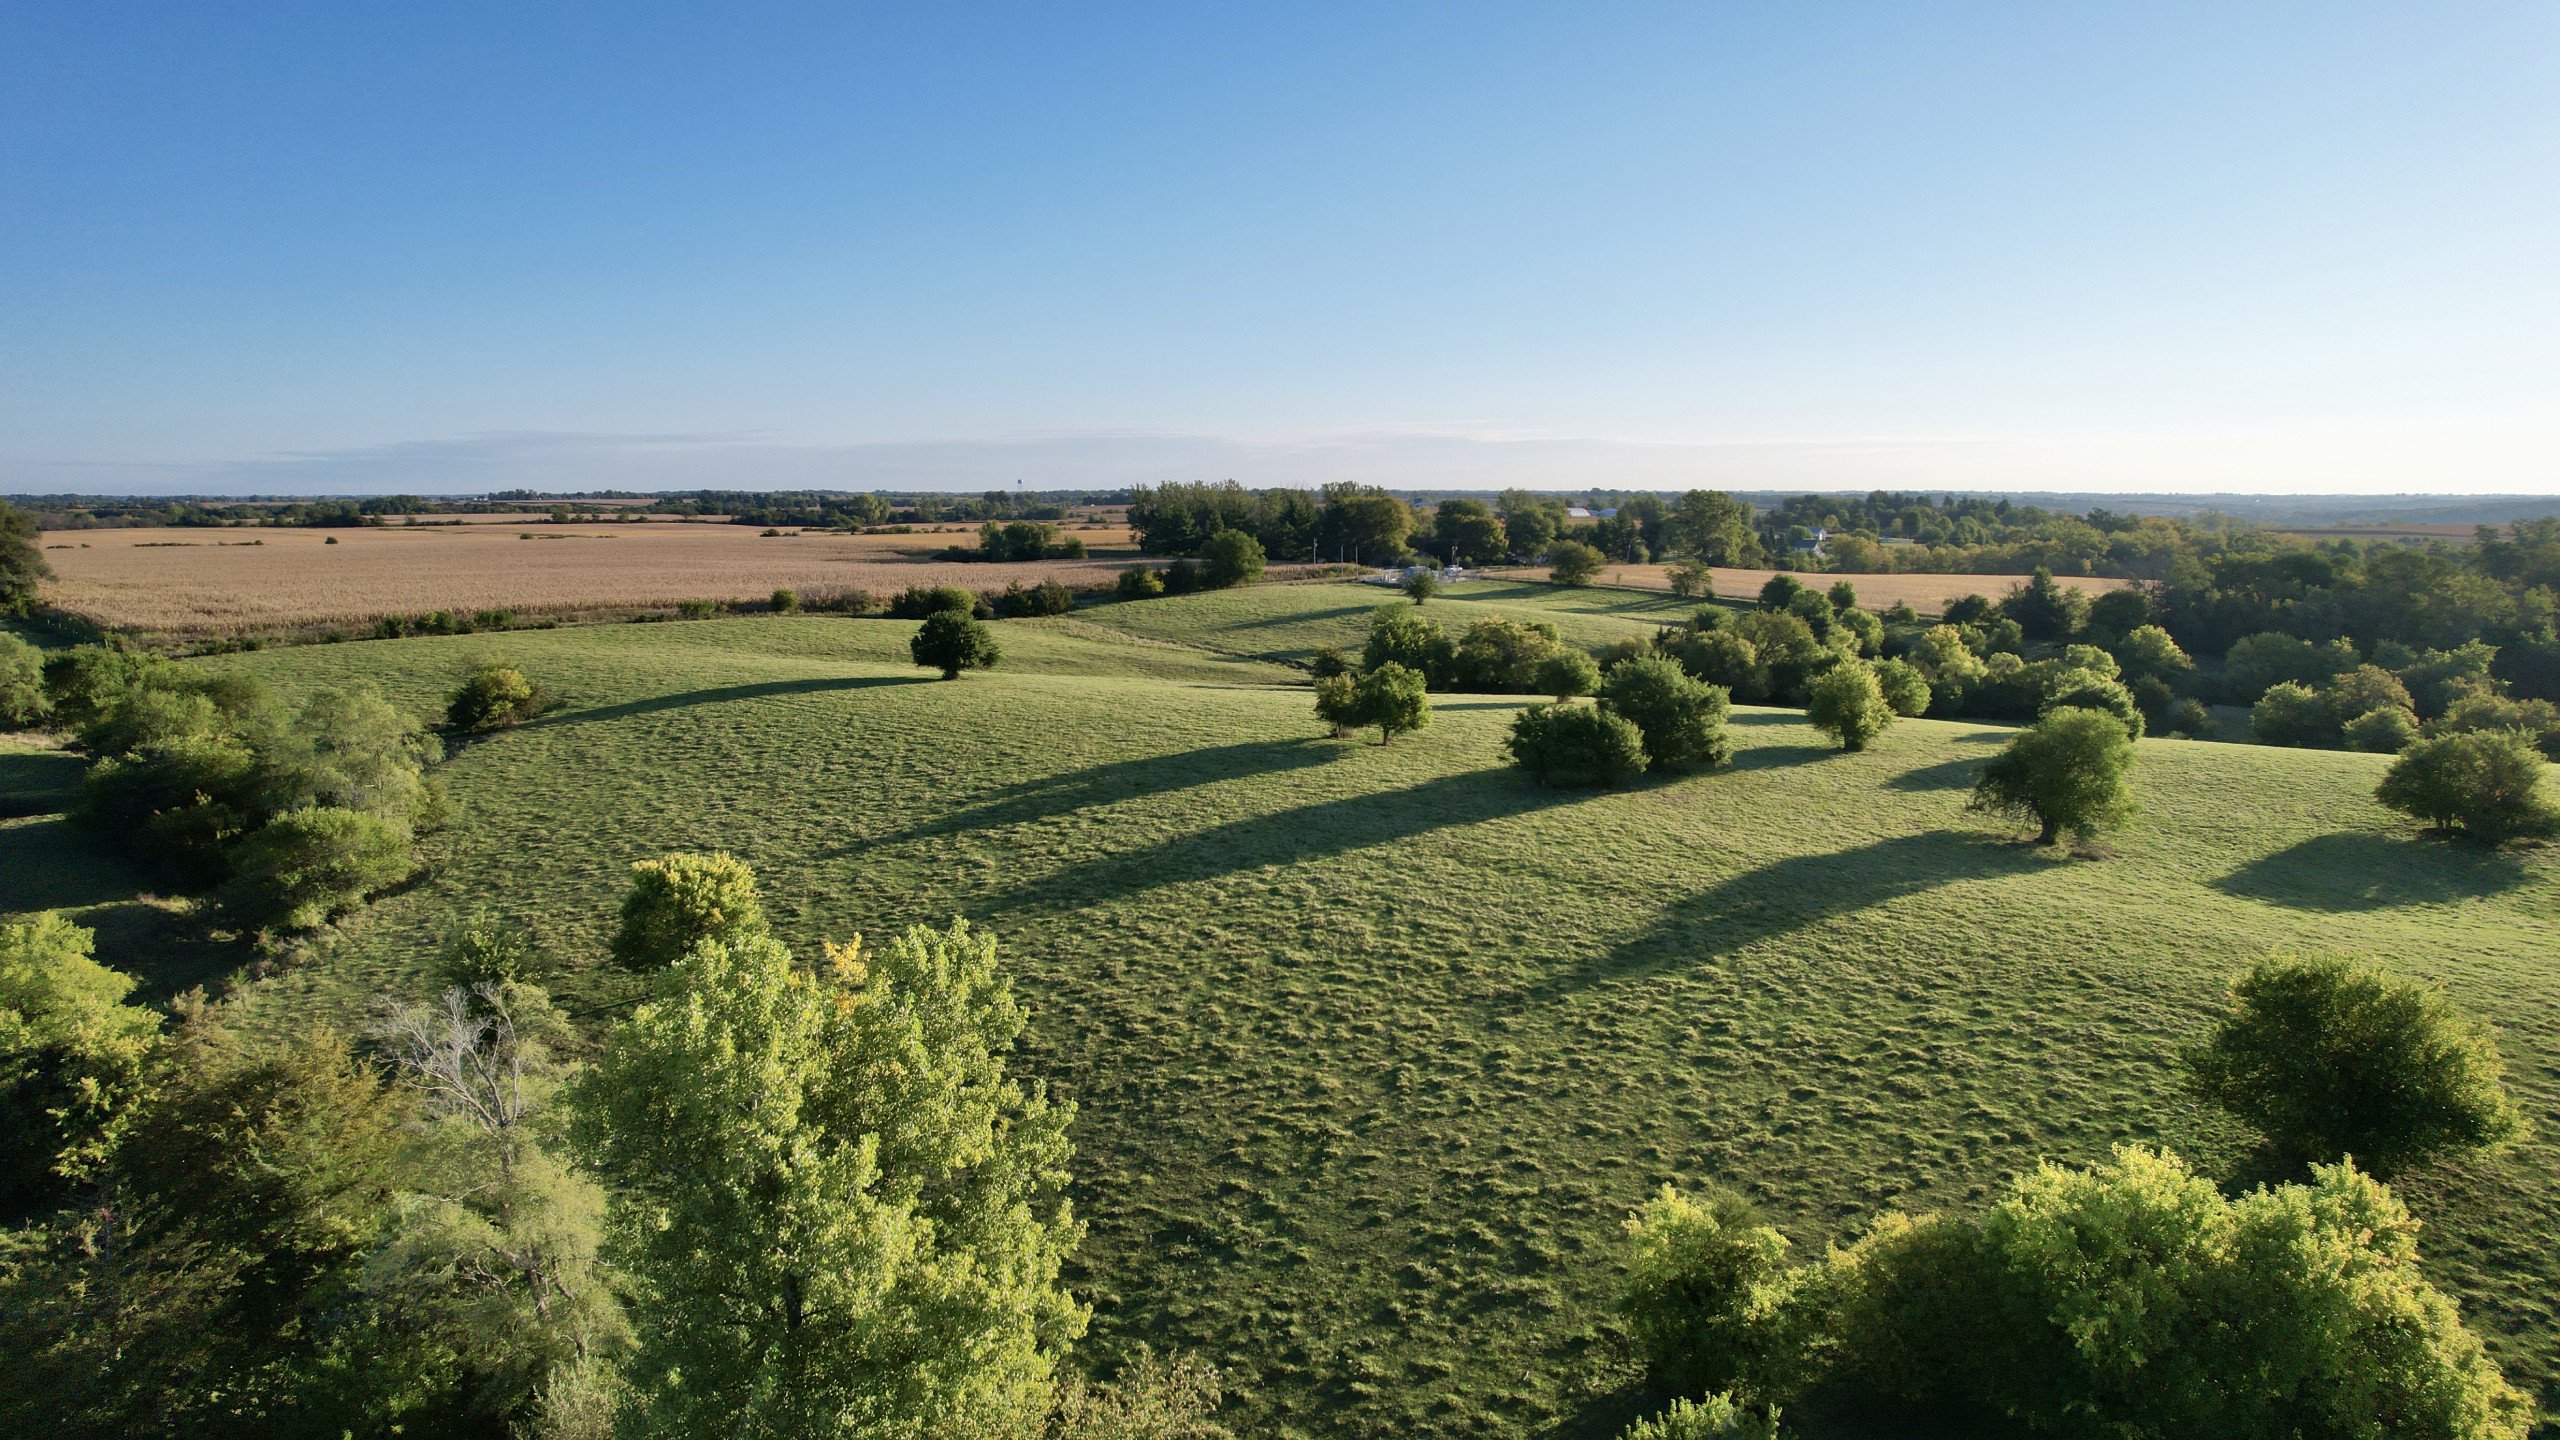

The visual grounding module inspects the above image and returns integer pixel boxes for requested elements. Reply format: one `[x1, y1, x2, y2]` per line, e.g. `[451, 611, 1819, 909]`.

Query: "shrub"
[1506, 703, 1645, 786]
[1969, 707, 2136, 846]
[40, 645, 149, 731]
[1756, 574, 1802, 611]
[676, 599, 721, 621]
[1806, 663, 1892, 751]
[2083, 585, 2151, 639]
[1355, 663, 1430, 745]
[1160, 559, 1205, 595]
[1199, 530, 1266, 589]
[610, 851, 768, 972]
[912, 610, 1000, 679]
[2113, 623, 2192, 684]
[1363, 607, 1448, 677]
[2429, 689, 2560, 759]
[1940, 593, 1994, 624]
[888, 584, 978, 620]
[434, 912, 533, 990]
[1782, 588, 1834, 641]
[1729, 612, 1825, 703]
[2189, 954, 2523, 1178]
[1600, 657, 1733, 773]
[1825, 579, 1857, 611]
[1046, 1347, 1229, 1440]
[2250, 680, 2336, 747]
[0, 912, 159, 1207]
[1443, 617, 1564, 693]
[0, 634, 46, 729]
[1882, 600, 1920, 626]
[1621, 1184, 1791, 1400]
[1619, 1395, 1779, 1440]
[445, 659, 542, 732]
[1668, 562, 1712, 599]
[1830, 605, 1882, 657]
[2342, 705, 2420, 753]
[2395, 641, 2500, 717]
[1664, 629, 1766, 704]
[1308, 645, 1354, 680]
[1401, 570, 1440, 605]
[1870, 658, 1930, 718]
[1313, 674, 1363, 739]
[223, 807, 415, 931]
[1115, 565, 1165, 600]
[2376, 730, 2560, 844]
[769, 587, 800, 613]
[1548, 540, 1605, 587]
[994, 581, 1073, 617]
[2227, 631, 2356, 699]
[2327, 663, 2413, 719]
[2163, 697, 2214, 737]
[2041, 675, 2143, 740]
[1534, 649, 1601, 700]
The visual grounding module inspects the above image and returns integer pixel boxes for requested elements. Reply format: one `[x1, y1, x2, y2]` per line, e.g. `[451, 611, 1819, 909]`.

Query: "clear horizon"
[6, 4, 2555, 497]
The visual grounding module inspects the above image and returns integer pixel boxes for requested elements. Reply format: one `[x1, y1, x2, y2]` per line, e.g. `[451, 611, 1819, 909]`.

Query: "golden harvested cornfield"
[35, 523, 1143, 634]
[1480, 562, 2126, 614]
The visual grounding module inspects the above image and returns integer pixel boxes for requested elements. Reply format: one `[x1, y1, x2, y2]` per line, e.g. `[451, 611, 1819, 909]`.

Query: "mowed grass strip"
[19, 610, 2557, 1439]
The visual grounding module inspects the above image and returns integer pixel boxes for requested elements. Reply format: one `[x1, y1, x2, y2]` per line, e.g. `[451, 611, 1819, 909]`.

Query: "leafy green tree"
[1667, 562, 1712, 599]
[888, 583, 979, 619]
[1355, 663, 1430, 745]
[223, 806, 415, 931]
[1362, 607, 1447, 676]
[1442, 616, 1564, 693]
[1401, 569, 1440, 605]
[2041, 674, 2143, 740]
[1506, 702, 1645, 786]
[2189, 954, 2523, 1178]
[1729, 612, 1826, 703]
[1618, 1395, 1779, 1440]
[1535, 648, 1601, 700]
[263, 684, 445, 829]
[1806, 663, 1892, 751]
[1199, 529, 1266, 588]
[1756, 574, 1802, 611]
[371, 981, 630, 1434]
[2342, 705, 2419, 753]
[912, 609, 1001, 679]
[1600, 657, 1732, 773]
[2326, 663, 2412, 720]
[574, 898, 1084, 1440]
[2081, 585, 2151, 640]
[2376, 730, 2560, 844]
[1495, 490, 1562, 558]
[42, 645, 152, 730]
[1308, 644, 1353, 680]
[2250, 680, 2335, 747]
[770, 586, 801, 612]
[1830, 605, 1882, 656]
[1782, 589, 1834, 641]
[1313, 673, 1362, 739]
[0, 497, 49, 614]
[1969, 708, 2136, 846]
[1666, 490, 1760, 566]
[2112, 624, 2192, 685]
[0, 632, 48, 728]
[0, 912, 160, 1211]
[1999, 566, 2087, 641]
[1548, 540, 1605, 587]
[1431, 499, 1506, 566]
[1621, 1184, 1792, 1401]
[446, 659, 541, 732]
[611, 851, 768, 973]
[1870, 658, 1931, 718]
[1114, 565, 1164, 599]
[1045, 1347, 1231, 1440]
[1825, 579, 1858, 611]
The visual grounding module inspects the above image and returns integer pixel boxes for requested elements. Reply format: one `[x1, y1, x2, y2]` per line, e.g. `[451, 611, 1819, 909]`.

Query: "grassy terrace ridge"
[6, 607, 2558, 1437]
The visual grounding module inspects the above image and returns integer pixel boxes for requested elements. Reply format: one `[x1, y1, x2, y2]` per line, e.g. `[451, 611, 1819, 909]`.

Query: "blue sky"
[4, 2, 2555, 495]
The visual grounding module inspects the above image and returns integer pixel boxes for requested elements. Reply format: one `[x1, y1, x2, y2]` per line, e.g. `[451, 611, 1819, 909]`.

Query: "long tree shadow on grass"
[861, 738, 1349, 848]
[2214, 831, 2533, 911]
[0, 748, 87, 818]
[1885, 755, 1985, 792]
[533, 674, 931, 729]
[1535, 830, 2046, 998]
[990, 766, 1581, 913]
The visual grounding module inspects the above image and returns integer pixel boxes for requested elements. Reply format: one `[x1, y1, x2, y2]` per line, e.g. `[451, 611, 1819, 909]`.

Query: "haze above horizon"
[5, 3, 2555, 497]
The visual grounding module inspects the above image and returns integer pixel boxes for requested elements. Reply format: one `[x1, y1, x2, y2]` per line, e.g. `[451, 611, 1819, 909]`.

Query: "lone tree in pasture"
[1401, 569, 1440, 605]
[2189, 953, 2523, 1178]
[444, 658, 543, 732]
[1667, 561, 1711, 599]
[1548, 540, 1605, 587]
[911, 609, 1000, 679]
[1969, 707, 2136, 847]
[574, 869, 1082, 1440]
[1356, 663, 1430, 745]
[610, 851, 768, 972]
[1313, 673, 1362, 739]
[1535, 648, 1601, 701]
[1506, 702, 1645, 787]
[1599, 656, 1732, 773]
[2376, 730, 2560, 845]
[1806, 662, 1893, 751]
[1200, 529, 1266, 589]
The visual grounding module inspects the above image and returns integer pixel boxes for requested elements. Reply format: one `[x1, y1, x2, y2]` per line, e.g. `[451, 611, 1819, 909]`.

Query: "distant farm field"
[32, 522, 1142, 634]
[1482, 563, 2127, 614]
[8, 603, 2552, 1437]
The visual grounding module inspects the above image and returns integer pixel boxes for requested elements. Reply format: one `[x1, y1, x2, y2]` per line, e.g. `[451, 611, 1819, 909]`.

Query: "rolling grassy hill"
[6, 605, 2556, 1437]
